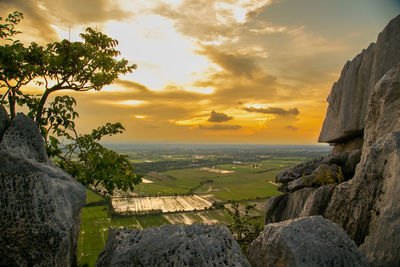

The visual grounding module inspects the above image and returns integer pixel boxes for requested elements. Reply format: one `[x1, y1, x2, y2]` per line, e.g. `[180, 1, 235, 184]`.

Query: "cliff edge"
[249, 15, 400, 267]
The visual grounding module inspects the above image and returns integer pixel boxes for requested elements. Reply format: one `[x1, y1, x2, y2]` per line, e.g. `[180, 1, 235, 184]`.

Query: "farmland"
[78, 144, 330, 266]
[112, 195, 213, 214]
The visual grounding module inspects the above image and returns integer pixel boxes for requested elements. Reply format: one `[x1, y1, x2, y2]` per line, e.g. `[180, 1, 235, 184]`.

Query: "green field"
[78, 155, 314, 266]
[78, 190, 141, 266]
[132, 157, 307, 201]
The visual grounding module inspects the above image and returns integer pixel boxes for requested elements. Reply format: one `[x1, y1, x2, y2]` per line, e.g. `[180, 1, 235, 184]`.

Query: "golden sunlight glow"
[185, 87, 215, 94]
[118, 100, 147, 106]
[4, 0, 393, 144]
[105, 17, 209, 91]
[163, 0, 183, 6]
[174, 118, 206, 126]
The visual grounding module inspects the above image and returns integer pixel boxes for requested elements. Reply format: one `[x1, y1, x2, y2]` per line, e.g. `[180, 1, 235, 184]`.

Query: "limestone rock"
[276, 150, 360, 193]
[265, 188, 314, 225]
[319, 15, 400, 143]
[0, 105, 9, 139]
[96, 224, 250, 267]
[265, 185, 335, 224]
[247, 216, 369, 267]
[325, 65, 400, 266]
[0, 113, 48, 162]
[332, 136, 363, 153]
[299, 185, 336, 217]
[264, 65, 400, 266]
[276, 157, 323, 184]
[286, 176, 307, 192]
[0, 113, 86, 266]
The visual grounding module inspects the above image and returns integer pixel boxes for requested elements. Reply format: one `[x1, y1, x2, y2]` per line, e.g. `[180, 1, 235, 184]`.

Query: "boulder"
[319, 15, 400, 143]
[276, 157, 323, 184]
[265, 185, 335, 224]
[276, 150, 360, 193]
[96, 224, 250, 267]
[0, 113, 86, 266]
[0, 105, 9, 139]
[0, 113, 48, 162]
[265, 188, 314, 225]
[247, 216, 369, 267]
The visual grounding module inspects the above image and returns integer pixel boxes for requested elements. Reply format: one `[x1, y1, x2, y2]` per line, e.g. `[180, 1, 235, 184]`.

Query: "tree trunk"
[8, 91, 16, 119]
[35, 89, 51, 124]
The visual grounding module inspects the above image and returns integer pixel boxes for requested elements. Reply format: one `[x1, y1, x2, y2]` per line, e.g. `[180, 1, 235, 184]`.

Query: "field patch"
[163, 210, 231, 226]
[112, 195, 213, 214]
[200, 167, 235, 174]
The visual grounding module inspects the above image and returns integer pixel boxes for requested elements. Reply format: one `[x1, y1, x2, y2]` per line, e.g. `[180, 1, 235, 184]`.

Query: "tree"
[0, 11, 142, 195]
[226, 201, 263, 253]
[0, 11, 45, 119]
[1, 11, 136, 123]
[33, 28, 136, 124]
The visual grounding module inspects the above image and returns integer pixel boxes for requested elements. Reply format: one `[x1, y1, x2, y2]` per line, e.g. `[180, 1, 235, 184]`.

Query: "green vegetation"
[85, 189, 106, 205]
[134, 162, 286, 200]
[136, 215, 170, 228]
[310, 165, 345, 186]
[78, 189, 142, 266]
[0, 11, 141, 195]
[226, 201, 263, 253]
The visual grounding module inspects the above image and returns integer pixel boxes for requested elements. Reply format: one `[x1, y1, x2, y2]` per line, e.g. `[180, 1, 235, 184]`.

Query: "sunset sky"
[1, 0, 399, 144]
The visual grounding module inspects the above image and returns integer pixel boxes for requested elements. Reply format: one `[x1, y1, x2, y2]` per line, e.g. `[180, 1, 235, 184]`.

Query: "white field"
[200, 167, 234, 174]
[112, 195, 213, 213]
[163, 212, 220, 225]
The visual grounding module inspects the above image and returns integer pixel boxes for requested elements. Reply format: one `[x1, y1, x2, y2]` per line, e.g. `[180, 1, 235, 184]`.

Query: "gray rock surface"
[276, 157, 323, 184]
[0, 113, 48, 162]
[264, 65, 400, 266]
[265, 185, 335, 224]
[0, 113, 86, 266]
[319, 15, 400, 143]
[247, 216, 369, 267]
[0, 105, 9, 138]
[325, 65, 400, 266]
[265, 188, 314, 225]
[276, 150, 360, 193]
[96, 224, 250, 267]
[332, 136, 363, 153]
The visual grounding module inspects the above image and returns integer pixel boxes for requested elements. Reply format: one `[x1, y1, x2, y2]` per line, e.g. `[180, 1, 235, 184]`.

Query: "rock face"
[326, 65, 400, 266]
[276, 150, 360, 194]
[0, 105, 9, 138]
[264, 63, 400, 267]
[260, 17, 400, 267]
[319, 14, 400, 144]
[96, 224, 250, 267]
[0, 113, 86, 266]
[247, 216, 369, 267]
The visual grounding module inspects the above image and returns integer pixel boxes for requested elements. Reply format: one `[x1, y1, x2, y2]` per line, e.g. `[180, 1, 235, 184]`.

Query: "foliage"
[1, 11, 136, 122]
[0, 12, 46, 118]
[226, 201, 263, 253]
[304, 165, 345, 186]
[0, 11, 23, 41]
[336, 166, 344, 183]
[0, 11, 141, 195]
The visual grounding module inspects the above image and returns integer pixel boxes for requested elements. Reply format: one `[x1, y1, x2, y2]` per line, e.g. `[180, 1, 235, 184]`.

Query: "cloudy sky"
[1, 0, 399, 144]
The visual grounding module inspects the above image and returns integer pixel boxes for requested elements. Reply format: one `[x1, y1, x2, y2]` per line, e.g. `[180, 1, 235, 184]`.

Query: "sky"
[1, 0, 399, 144]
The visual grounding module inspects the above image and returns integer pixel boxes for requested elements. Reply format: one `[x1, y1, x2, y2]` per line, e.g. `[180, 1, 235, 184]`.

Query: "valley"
[78, 144, 330, 266]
